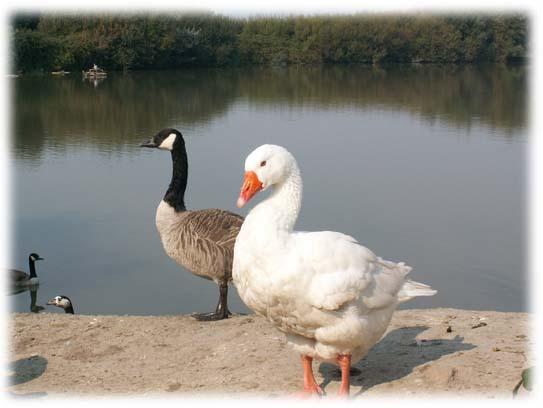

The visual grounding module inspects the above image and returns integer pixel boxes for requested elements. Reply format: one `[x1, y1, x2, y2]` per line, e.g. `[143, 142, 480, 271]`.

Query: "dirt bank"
[7, 308, 532, 398]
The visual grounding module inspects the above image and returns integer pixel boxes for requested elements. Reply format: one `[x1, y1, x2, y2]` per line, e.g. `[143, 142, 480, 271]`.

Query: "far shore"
[8, 308, 532, 398]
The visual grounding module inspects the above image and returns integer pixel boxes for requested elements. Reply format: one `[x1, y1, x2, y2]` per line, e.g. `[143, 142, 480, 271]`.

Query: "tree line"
[11, 13, 527, 73]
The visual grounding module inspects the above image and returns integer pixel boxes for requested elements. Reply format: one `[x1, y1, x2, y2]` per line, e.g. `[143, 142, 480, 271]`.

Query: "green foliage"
[12, 13, 41, 31]
[10, 13, 527, 73]
[12, 29, 62, 73]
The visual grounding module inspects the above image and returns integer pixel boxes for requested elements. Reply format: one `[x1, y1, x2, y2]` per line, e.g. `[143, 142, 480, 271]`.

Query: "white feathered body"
[235, 222, 411, 362]
[233, 154, 435, 364]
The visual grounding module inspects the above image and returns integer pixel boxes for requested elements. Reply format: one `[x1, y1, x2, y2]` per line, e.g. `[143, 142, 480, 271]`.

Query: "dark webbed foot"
[190, 284, 232, 321]
[191, 311, 229, 321]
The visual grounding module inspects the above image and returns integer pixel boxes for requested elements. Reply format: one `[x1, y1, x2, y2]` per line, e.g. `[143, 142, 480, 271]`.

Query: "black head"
[140, 128, 185, 151]
[29, 253, 44, 262]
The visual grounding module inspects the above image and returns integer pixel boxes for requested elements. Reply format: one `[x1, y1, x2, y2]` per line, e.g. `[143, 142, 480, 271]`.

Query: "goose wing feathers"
[184, 209, 243, 247]
[9, 269, 29, 282]
[292, 231, 411, 312]
[178, 209, 244, 278]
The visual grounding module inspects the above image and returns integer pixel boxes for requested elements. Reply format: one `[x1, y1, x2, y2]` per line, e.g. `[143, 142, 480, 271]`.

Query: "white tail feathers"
[377, 258, 413, 276]
[398, 279, 437, 303]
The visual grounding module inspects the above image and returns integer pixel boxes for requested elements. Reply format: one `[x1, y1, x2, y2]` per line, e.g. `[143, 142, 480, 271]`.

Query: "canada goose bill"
[140, 139, 157, 148]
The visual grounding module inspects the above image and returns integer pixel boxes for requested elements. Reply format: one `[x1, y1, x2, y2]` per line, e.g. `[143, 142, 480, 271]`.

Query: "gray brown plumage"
[10, 269, 31, 283]
[157, 206, 243, 285]
[141, 128, 243, 320]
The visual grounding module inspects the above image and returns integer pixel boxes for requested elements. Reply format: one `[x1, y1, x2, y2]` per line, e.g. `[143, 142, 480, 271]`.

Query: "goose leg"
[336, 354, 351, 397]
[296, 355, 323, 397]
[215, 284, 231, 318]
[192, 283, 230, 321]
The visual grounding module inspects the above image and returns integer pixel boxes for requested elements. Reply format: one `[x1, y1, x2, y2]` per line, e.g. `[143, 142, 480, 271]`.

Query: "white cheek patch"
[59, 298, 70, 308]
[158, 133, 177, 151]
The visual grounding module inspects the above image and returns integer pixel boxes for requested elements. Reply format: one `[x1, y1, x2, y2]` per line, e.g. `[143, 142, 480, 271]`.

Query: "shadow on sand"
[9, 355, 48, 387]
[318, 326, 476, 396]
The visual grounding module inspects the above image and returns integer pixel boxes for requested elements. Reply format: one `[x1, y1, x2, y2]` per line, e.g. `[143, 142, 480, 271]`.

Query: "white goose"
[233, 144, 436, 397]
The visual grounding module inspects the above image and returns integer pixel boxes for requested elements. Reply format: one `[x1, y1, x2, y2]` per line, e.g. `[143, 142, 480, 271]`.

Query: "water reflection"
[10, 64, 527, 314]
[12, 64, 526, 162]
[9, 285, 45, 313]
[83, 76, 107, 89]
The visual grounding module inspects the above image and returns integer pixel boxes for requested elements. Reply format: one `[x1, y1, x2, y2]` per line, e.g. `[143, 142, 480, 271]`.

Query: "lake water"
[9, 64, 527, 315]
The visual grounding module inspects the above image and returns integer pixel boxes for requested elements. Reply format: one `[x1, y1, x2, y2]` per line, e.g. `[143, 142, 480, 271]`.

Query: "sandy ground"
[6, 308, 532, 398]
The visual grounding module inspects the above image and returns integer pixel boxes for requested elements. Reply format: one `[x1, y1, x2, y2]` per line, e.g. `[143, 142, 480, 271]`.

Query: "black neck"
[28, 259, 37, 278]
[163, 146, 188, 212]
[65, 305, 74, 314]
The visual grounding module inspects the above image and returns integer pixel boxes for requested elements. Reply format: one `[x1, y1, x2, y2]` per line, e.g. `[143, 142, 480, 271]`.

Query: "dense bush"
[10, 13, 527, 72]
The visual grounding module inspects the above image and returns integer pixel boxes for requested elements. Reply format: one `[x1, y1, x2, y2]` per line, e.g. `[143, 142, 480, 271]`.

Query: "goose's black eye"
[260, 160, 267, 167]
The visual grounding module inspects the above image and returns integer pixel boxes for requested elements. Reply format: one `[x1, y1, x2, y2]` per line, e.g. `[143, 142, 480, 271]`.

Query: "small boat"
[82, 65, 107, 79]
[52, 70, 70, 76]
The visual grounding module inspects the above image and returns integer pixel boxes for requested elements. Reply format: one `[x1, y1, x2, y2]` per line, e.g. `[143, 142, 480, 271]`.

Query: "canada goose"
[233, 145, 436, 396]
[9, 253, 43, 287]
[47, 295, 74, 314]
[140, 128, 244, 321]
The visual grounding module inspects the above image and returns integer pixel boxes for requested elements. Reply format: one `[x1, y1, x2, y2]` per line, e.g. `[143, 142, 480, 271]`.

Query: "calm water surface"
[9, 65, 527, 315]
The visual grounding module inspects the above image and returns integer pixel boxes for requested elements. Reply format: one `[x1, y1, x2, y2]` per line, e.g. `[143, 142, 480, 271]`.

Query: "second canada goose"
[140, 128, 244, 321]
[47, 295, 74, 314]
[9, 253, 44, 287]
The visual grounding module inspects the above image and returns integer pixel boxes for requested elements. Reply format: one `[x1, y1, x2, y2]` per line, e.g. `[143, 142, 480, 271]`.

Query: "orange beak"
[237, 171, 263, 208]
